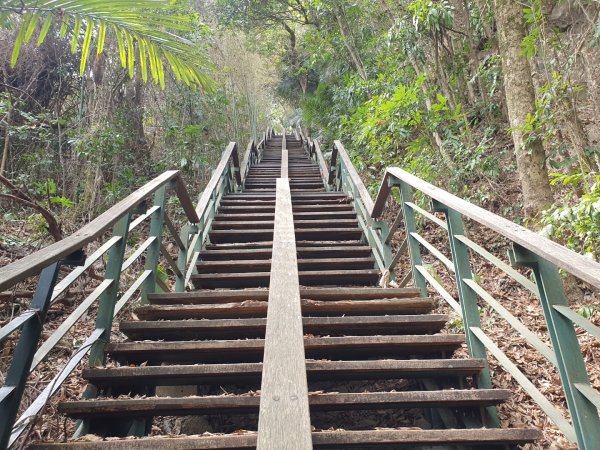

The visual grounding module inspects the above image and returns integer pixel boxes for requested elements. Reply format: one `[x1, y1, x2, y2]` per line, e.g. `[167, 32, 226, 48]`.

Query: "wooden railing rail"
[241, 131, 268, 184]
[367, 165, 600, 450]
[327, 140, 388, 275]
[297, 129, 328, 188]
[0, 141, 243, 448]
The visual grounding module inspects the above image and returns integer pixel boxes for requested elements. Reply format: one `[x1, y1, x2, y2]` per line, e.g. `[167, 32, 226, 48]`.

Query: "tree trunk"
[494, 0, 554, 218]
[335, 6, 368, 81]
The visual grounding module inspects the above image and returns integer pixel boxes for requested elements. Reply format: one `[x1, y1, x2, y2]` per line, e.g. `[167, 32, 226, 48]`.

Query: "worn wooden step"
[199, 246, 373, 261]
[196, 258, 375, 273]
[147, 287, 422, 305]
[209, 228, 363, 244]
[106, 335, 464, 363]
[136, 298, 433, 320]
[191, 269, 379, 288]
[204, 240, 367, 251]
[119, 315, 448, 340]
[59, 389, 510, 419]
[210, 220, 360, 230]
[82, 359, 488, 387]
[28, 428, 541, 449]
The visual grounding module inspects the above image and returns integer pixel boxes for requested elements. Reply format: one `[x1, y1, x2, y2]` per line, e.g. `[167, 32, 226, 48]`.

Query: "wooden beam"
[257, 178, 311, 450]
[376, 167, 600, 290]
[333, 140, 374, 213]
[0, 171, 181, 292]
[281, 150, 288, 178]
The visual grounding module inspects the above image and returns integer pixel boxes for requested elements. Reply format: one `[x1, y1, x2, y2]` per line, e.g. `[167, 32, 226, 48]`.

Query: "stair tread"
[59, 389, 511, 418]
[82, 359, 489, 386]
[28, 428, 541, 448]
[119, 315, 448, 339]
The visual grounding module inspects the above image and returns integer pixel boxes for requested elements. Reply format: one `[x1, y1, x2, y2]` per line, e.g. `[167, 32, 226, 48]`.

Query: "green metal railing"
[325, 141, 600, 449]
[0, 139, 246, 448]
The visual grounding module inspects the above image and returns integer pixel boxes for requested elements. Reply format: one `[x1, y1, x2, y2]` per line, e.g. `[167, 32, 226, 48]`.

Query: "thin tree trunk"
[0, 102, 11, 176]
[494, 0, 554, 218]
[335, 7, 368, 81]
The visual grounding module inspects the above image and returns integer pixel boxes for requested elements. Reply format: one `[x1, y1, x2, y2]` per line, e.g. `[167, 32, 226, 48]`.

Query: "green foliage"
[541, 172, 600, 258]
[408, 0, 454, 32]
[1, 0, 213, 89]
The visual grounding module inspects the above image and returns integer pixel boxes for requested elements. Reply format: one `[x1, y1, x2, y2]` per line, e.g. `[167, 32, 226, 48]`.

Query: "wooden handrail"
[373, 167, 600, 290]
[241, 141, 256, 183]
[0, 171, 197, 292]
[332, 141, 374, 214]
[195, 142, 240, 217]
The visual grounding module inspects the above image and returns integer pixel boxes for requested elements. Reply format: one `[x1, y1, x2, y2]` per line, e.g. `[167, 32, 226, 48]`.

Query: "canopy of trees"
[1, 0, 599, 258]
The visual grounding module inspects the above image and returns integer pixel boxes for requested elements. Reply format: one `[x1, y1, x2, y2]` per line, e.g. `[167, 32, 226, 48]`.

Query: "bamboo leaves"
[1, 0, 213, 90]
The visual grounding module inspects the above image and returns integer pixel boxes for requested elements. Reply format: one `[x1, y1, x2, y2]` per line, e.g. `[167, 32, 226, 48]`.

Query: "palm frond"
[1, 0, 214, 90]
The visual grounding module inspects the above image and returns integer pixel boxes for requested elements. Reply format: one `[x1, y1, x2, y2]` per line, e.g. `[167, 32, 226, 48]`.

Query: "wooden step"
[208, 228, 364, 244]
[191, 269, 379, 288]
[82, 359, 488, 387]
[147, 287, 422, 305]
[119, 315, 448, 340]
[196, 258, 375, 273]
[28, 428, 541, 449]
[59, 389, 510, 419]
[204, 240, 368, 250]
[199, 246, 373, 261]
[210, 219, 360, 230]
[136, 298, 434, 320]
[106, 335, 465, 363]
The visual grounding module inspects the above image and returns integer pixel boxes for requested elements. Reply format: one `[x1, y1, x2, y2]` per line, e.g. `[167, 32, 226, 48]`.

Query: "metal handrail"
[0, 141, 243, 448]
[366, 165, 600, 449]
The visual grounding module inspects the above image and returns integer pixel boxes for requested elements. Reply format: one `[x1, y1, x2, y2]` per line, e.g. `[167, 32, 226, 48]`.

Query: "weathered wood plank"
[257, 177, 312, 450]
[375, 167, 600, 290]
[82, 359, 488, 387]
[27, 428, 541, 449]
[281, 149, 288, 178]
[0, 171, 183, 292]
[195, 142, 239, 217]
[59, 389, 510, 418]
[119, 315, 448, 340]
[333, 140, 375, 213]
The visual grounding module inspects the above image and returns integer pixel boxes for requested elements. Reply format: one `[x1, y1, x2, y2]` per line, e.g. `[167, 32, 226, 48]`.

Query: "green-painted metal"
[398, 180, 427, 297]
[175, 224, 191, 292]
[336, 161, 387, 273]
[141, 187, 167, 304]
[433, 202, 499, 427]
[510, 245, 600, 450]
[0, 262, 62, 449]
[88, 213, 131, 367]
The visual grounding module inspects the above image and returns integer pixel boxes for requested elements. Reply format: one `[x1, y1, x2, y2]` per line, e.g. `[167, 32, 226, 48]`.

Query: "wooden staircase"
[29, 135, 540, 449]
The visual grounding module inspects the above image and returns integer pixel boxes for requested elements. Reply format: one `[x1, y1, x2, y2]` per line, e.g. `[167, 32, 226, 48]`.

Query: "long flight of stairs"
[30, 135, 540, 449]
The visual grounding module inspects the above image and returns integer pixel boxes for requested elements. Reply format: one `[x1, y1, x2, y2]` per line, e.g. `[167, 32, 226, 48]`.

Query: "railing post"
[510, 245, 600, 449]
[175, 224, 191, 292]
[141, 186, 167, 304]
[397, 180, 428, 297]
[88, 213, 132, 366]
[0, 261, 62, 449]
[432, 202, 499, 426]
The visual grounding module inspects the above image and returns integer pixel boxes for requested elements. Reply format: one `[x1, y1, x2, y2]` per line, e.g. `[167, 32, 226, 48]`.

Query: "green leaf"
[79, 20, 94, 76]
[71, 16, 82, 54]
[113, 24, 127, 68]
[37, 14, 53, 46]
[10, 13, 30, 67]
[96, 20, 107, 55]
[125, 31, 135, 79]
[24, 12, 39, 43]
